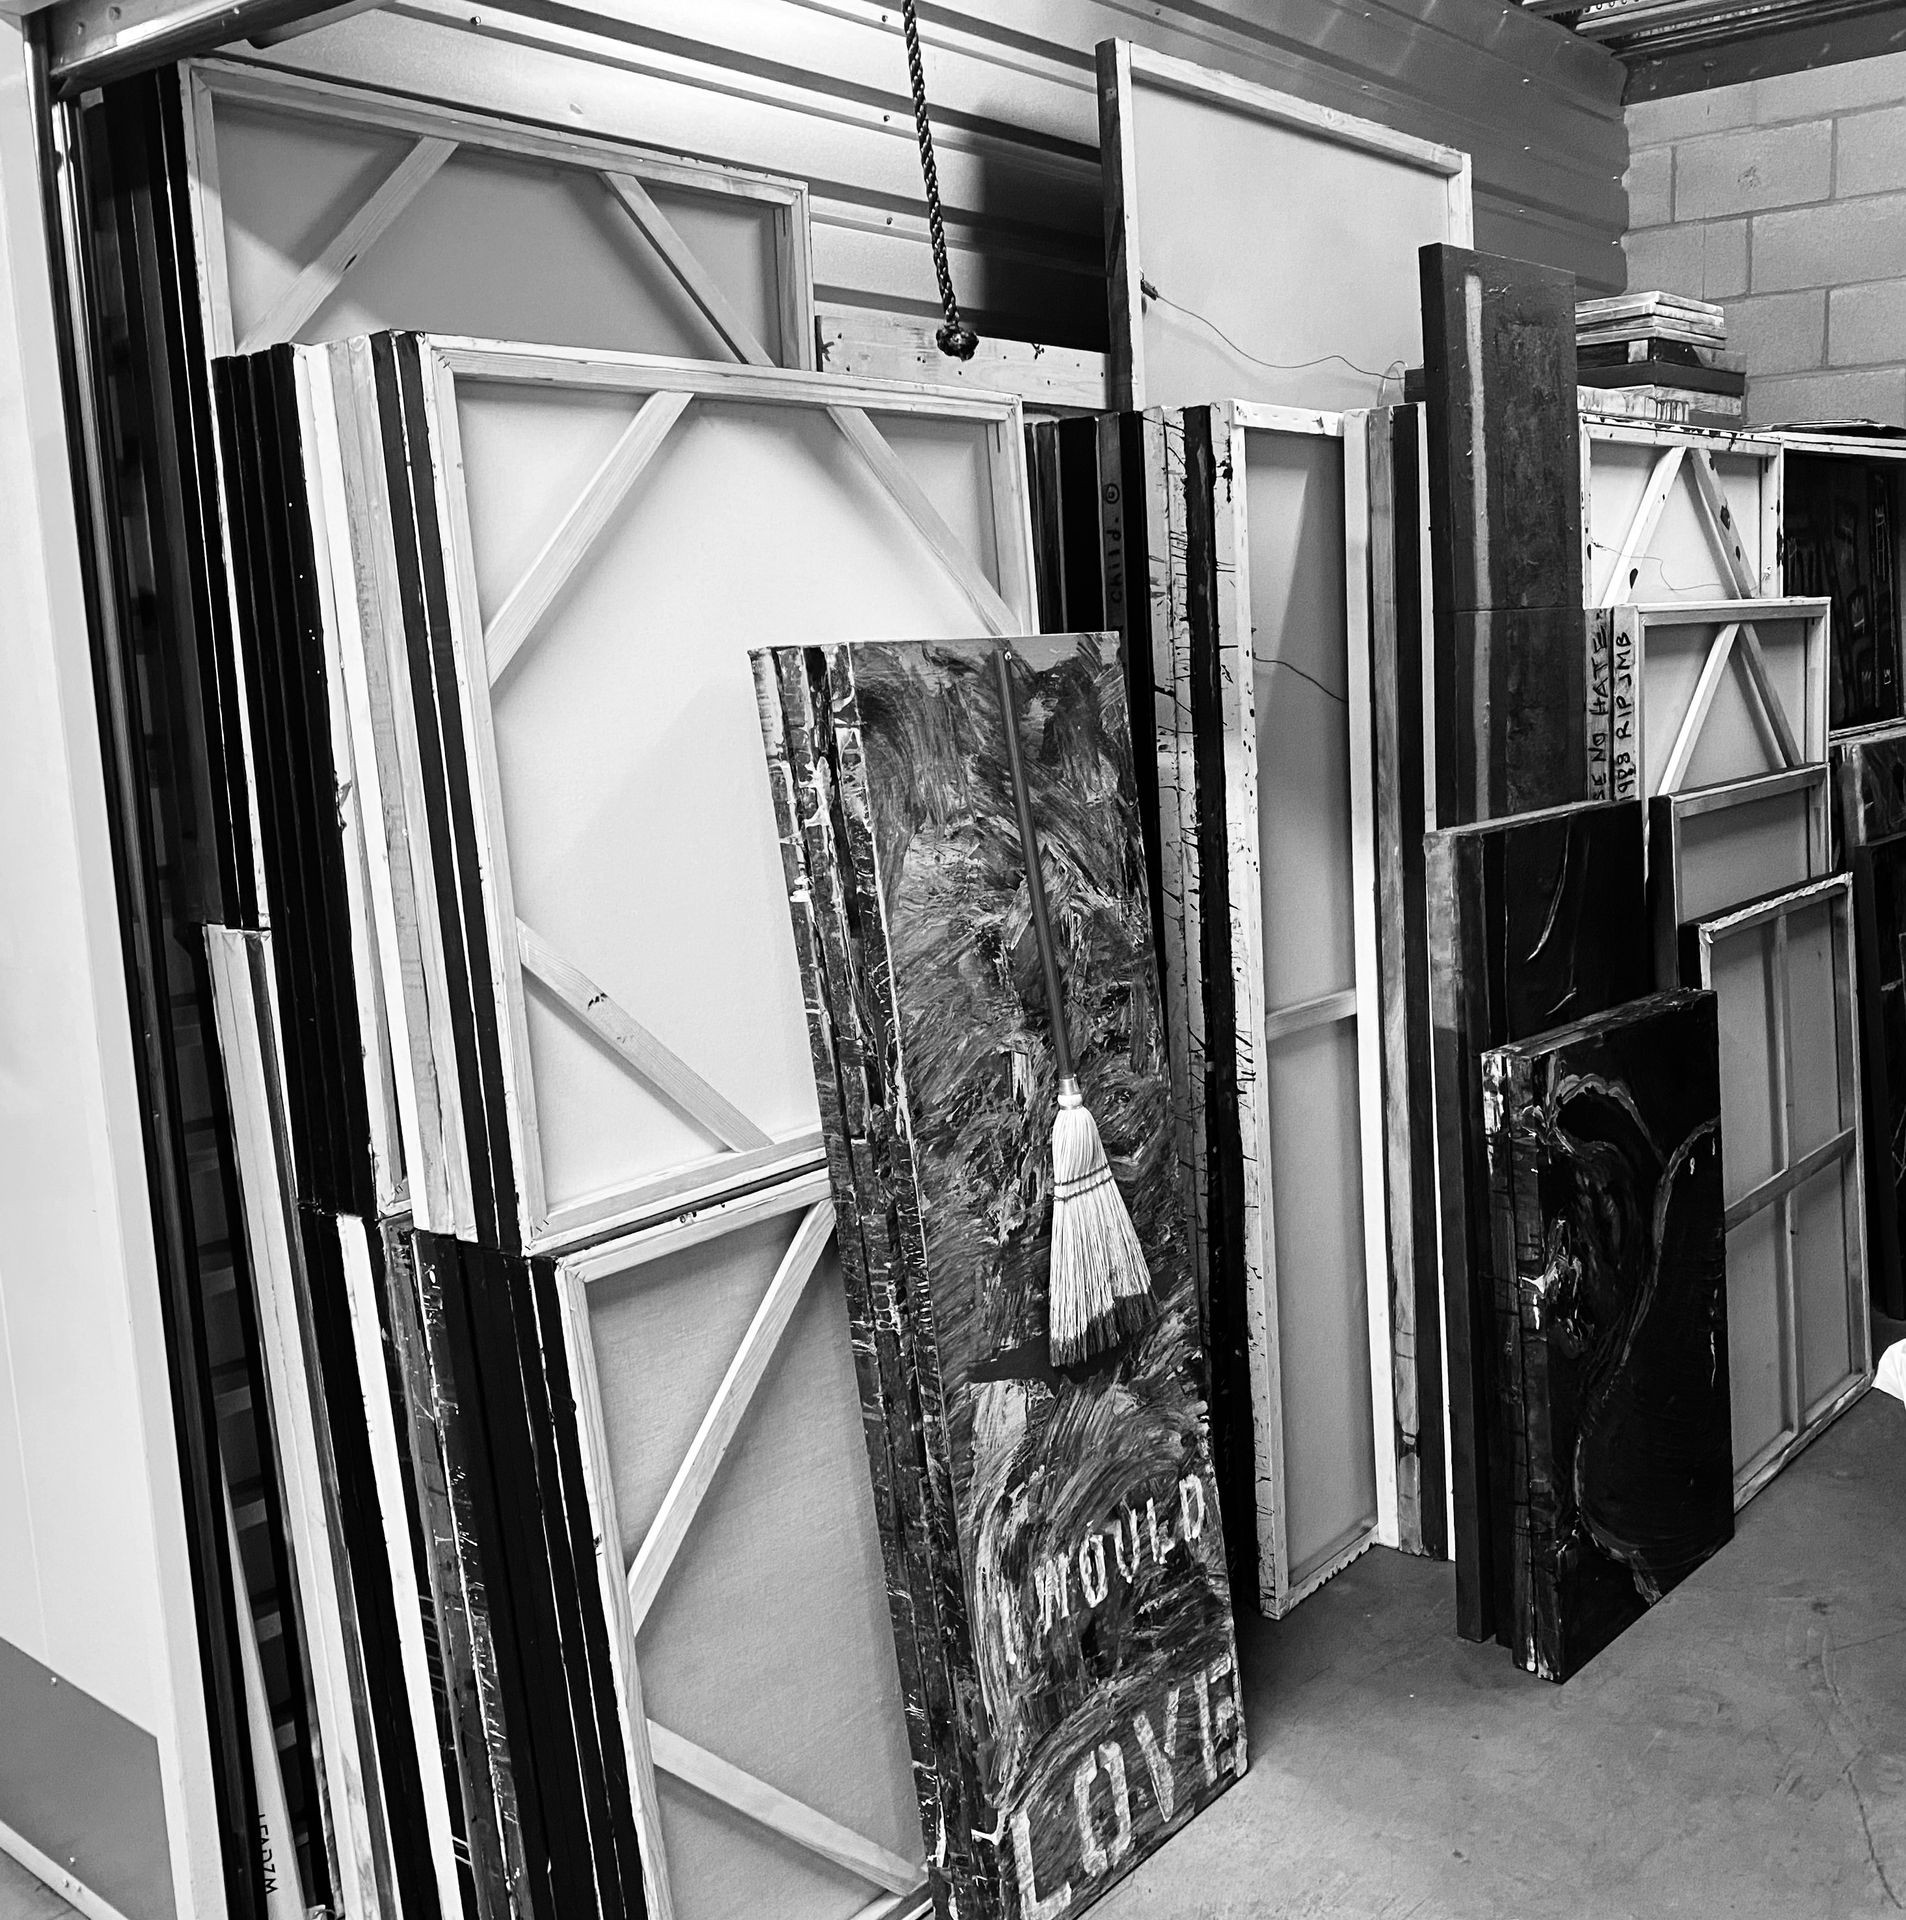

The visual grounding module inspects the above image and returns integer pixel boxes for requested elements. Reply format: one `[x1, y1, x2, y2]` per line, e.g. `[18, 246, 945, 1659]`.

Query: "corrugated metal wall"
[251, 0, 1628, 350]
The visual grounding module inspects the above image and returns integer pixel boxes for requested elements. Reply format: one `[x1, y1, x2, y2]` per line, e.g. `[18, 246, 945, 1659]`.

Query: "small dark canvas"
[1482, 990, 1734, 1682]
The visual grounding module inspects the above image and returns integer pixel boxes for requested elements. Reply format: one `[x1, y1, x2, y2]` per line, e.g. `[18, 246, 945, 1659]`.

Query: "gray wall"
[1626, 52, 1906, 427]
[267, 0, 1629, 353]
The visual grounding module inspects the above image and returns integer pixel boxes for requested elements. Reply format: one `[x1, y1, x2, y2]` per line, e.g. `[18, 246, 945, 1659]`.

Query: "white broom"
[994, 643, 1156, 1367]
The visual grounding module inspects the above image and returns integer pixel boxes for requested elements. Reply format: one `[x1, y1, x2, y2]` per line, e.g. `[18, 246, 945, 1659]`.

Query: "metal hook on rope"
[899, 0, 980, 361]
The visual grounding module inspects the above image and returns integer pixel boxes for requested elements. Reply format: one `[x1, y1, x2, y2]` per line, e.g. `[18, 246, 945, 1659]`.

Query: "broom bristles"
[1049, 1086, 1156, 1367]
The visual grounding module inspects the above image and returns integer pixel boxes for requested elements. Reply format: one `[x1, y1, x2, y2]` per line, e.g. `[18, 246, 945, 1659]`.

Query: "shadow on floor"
[1100, 1389, 1906, 1919]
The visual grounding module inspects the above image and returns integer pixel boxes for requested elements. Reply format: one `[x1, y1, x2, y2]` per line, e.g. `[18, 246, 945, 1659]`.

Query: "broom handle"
[993, 643, 1075, 1083]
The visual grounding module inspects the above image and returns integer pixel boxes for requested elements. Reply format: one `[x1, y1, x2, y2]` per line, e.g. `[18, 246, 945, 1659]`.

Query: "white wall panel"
[232, 0, 1627, 355]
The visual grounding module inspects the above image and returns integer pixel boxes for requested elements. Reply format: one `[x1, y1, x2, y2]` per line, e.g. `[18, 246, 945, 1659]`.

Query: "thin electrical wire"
[1140, 276, 1407, 396]
[1254, 655, 1349, 705]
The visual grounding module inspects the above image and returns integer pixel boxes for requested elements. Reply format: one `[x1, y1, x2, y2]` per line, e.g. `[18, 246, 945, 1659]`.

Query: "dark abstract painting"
[1482, 990, 1733, 1682]
[756, 634, 1241, 1920]
[1425, 797, 1650, 1646]
[1837, 727, 1906, 1319]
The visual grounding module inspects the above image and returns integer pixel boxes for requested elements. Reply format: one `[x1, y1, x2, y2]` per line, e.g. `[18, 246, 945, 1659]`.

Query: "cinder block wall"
[1625, 56, 1906, 426]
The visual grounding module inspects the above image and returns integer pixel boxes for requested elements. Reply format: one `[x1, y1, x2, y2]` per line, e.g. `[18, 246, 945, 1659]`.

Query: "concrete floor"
[2, 1391, 1900, 1920]
[1102, 1387, 1906, 1919]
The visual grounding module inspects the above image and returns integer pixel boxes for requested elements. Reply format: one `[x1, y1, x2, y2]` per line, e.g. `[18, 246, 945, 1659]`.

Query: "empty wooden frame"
[1582, 420, 1783, 608]
[1597, 598, 1829, 803]
[180, 60, 817, 366]
[555, 1177, 926, 1920]
[1683, 875, 1873, 1505]
[1097, 41, 1471, 412]
[1647, 766, 1832, 984]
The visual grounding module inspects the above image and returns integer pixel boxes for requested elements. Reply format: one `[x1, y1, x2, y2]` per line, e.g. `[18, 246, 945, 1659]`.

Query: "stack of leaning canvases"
[754, 634, 1243, 1915]
[212, 323, 1245, 1920]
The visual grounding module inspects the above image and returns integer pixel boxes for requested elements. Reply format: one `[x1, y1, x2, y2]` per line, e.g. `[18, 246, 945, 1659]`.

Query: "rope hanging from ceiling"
[899, 0, 980, 361]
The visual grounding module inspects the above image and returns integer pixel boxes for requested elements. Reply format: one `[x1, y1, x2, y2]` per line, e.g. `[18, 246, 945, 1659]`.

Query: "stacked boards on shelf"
[1027, 401, 1447, 1596]
[213, 326, 1071, 1920]
[754, 635, 1243, 1920]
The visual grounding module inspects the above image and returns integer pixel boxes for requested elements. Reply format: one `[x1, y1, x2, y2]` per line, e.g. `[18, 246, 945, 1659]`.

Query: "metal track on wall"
[1522, 0, 1905, 53]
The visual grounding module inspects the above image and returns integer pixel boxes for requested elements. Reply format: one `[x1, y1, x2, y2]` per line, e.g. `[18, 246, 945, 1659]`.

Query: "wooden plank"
[817, 302, 1108, 409]
[1125, 40, 1470, 174]
[1355, 404, 1443, 1559]
[1342, 411, 1396, 1557]
[1685, 448, 1757, 598]
[237, 136, 456, 352]
[180, 66, 235, 356]
[1420, 246, 1583, 824]
[432, 338, 1020, 423]
[1097, 38, 1145, 412]
[623, 1203, 832, 1633]
[1597, 444, 1685, 609]
[602, 168, 776, 366]
[485, 388, 693, 683]
[826, 404, 1020, 635]
[646, 1722, 917, 1895]
[1656, 622, 1741, 796]
[1260, 985, 1359, 1043]
[517, 919, 772, 1154]
[1419, 244, 1583, 616]
[1722, 1127, 1858, 1234]
[1734, 622, 1804, 768]
[554, 1266, 677, 1920]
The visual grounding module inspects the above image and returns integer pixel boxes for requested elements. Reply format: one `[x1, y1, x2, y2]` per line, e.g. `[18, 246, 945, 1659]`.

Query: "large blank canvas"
[417, 346, 1034, 1249]
[1242, 424, 1380, 1595]
[1100, 43, 1470, 413]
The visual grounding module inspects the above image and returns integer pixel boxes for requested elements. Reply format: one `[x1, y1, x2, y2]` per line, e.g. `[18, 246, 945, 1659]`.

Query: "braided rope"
[900, 0, 979, 361]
